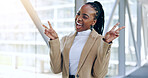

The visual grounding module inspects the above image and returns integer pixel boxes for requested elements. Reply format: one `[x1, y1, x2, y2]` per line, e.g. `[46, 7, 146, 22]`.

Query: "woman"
[43, 1, 125, 78]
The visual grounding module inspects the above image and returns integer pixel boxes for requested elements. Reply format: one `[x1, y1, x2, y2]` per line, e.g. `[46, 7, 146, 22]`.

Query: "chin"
[76, 28, 81, 32]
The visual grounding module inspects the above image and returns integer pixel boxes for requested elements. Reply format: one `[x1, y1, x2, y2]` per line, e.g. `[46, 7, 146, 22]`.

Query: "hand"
[104, 23, 125, 43]
[43, 21, 58, 40]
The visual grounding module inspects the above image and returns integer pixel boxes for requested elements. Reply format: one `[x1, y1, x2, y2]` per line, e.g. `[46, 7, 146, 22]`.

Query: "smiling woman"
[43, 1, 125, 78]
[75, 4, 97, 32]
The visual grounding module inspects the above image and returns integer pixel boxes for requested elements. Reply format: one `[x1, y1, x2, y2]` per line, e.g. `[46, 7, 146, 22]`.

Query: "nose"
[76, 15, 82, 22]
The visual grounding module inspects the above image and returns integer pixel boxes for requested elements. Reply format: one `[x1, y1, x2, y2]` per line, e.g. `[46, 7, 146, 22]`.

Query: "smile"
[76, 22, 82, 26]
[76, 22, 82, 29]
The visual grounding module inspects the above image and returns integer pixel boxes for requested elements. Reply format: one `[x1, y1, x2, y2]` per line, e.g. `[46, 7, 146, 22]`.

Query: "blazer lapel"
[63, 32, 76, 75]
[76, 30, 98, 73]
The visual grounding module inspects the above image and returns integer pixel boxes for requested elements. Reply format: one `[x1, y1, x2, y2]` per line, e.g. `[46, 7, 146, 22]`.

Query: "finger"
[111, 22, 120, 31]
[48, 21, 53, 29]
[116, 34, 120, 37]
[115, 26, 125, 32]
[42, 24, 48, 29]
[47, 34, 55, 39]
[105, 37, 115, 43]
[109, 30, 116, 35]
[45, 29, 49, 33]
[115, 31, 119, 34]
[45, 28, 53, 33]
[108, 35, 119, 42]
[45, 31, 55, 39]
[112, 31, 119, 36]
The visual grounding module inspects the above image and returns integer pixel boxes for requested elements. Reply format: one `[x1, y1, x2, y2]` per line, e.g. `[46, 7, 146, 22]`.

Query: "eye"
[77, 13, 80, 15]
[83, 15, 88, 19]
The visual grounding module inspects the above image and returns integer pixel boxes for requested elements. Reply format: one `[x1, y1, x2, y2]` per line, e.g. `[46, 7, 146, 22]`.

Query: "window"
[0, 0, 75, 78]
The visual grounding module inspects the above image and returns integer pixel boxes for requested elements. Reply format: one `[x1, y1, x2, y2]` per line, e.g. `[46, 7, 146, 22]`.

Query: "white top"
[69, 29, 91, 75]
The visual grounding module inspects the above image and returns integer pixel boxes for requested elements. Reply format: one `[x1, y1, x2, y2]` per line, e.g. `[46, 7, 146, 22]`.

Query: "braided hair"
[86, 1, 104, 35]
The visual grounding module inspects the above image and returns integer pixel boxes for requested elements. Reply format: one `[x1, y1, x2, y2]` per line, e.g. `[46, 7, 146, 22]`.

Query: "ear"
[92, 19, 97, 26]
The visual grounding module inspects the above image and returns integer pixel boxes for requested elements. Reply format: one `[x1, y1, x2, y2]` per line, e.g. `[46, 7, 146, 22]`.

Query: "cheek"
[75, 15, 78, 21]
[84, 20, 94, 28]
[84, 21, 92, 26]
[83, 22, 91, 28]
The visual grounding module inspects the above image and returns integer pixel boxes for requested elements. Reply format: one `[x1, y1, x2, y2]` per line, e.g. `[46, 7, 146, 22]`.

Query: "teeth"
[76, 22, 82, 25]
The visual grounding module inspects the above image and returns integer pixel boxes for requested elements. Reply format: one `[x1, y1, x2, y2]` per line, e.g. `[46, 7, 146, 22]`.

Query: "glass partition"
[125, 0, 137, 73]
[141, 5, 148, 65]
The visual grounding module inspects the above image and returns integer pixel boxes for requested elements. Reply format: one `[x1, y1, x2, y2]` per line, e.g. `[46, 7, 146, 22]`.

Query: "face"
[75, 4, 97, 32]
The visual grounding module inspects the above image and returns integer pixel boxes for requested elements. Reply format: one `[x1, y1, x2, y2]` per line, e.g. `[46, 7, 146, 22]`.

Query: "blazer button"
[76, 74, 79, 78]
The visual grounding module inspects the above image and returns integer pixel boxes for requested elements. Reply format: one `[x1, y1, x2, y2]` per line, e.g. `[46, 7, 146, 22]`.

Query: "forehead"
[79, 4, 96, 16]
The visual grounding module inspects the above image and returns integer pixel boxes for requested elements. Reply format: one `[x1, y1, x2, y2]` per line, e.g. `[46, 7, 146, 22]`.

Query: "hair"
[85, 1, 104, 35]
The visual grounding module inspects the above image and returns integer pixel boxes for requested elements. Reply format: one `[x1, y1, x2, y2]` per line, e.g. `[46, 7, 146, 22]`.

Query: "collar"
[76, 29, 91, 36]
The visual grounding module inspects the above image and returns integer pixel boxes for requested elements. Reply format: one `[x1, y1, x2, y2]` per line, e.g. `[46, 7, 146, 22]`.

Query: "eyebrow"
[83, 13, 89, 17]
[78, 11, 89, 17]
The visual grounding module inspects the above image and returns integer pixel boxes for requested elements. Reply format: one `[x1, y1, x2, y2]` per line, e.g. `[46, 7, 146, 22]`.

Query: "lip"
[76, 22, 82, 25]
[76, 22, 82, 29]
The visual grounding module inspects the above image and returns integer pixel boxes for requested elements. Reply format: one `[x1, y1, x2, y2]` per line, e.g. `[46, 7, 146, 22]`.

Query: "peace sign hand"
[43, 21, 58, 40]
[104, 23, 125, 43]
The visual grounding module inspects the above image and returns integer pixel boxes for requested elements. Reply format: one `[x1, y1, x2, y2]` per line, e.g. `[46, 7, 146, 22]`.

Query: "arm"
[49, 36, 66, 74]
[43, 21, 62, 73]
[49, 38, 61, 74]
[93, 23, 125, 77]
[93, 38, 111, 78]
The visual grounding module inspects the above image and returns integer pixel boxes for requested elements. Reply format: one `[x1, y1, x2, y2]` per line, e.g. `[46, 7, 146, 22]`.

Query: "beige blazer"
[49, 29, 111, 78]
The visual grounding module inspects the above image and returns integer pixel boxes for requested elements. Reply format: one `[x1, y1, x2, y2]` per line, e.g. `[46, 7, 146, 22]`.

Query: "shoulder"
[91, 29, 103, 39]
[60, 31, 76, 42]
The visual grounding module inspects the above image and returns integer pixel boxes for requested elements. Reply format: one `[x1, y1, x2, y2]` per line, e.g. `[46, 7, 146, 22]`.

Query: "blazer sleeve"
[49, 36, 66, 74]
[93, 38, 112, 78]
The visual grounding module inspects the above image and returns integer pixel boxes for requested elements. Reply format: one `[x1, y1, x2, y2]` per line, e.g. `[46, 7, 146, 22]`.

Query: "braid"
[86, 1, 105, 35]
